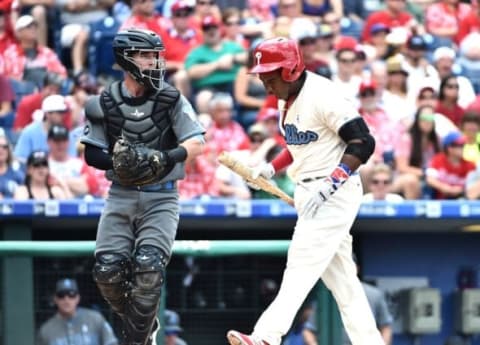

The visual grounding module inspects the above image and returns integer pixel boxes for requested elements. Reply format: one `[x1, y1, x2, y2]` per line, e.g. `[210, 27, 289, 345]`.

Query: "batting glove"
[251, 162, 275, 180]
[300, 163, 351, 219]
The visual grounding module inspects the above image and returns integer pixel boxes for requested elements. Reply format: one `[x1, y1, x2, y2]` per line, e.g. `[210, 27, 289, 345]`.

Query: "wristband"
[338, 163, 352, 176]
[330, 163, 351, 186]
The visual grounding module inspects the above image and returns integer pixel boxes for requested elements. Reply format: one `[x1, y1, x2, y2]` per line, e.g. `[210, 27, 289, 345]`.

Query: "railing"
[0, 240, 290, 257]
[2, 198, 480, 219]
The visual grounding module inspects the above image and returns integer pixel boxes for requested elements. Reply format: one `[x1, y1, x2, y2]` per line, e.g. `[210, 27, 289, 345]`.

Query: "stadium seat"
[51, 9, 72, 70]
[4, 79, 37, 144]
[424, 34, 454, 53]
[88, 16, 123, 79]
[9, 78, 37, 111]
[340, 17, 363, 41]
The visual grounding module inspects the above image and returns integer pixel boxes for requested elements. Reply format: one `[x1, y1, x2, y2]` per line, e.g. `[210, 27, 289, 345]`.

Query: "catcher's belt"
[112, 181, 176, 192]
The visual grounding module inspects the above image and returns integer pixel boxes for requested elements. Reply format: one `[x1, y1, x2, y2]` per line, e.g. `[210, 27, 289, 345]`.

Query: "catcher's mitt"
[112, 138, 168, 186]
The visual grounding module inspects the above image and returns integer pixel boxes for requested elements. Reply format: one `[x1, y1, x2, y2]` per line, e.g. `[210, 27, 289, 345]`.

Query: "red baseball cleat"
[226, 330, 268, 345]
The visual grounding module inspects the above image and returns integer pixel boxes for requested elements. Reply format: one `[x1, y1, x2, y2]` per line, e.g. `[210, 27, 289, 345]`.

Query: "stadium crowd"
[2, 0, 480, 201]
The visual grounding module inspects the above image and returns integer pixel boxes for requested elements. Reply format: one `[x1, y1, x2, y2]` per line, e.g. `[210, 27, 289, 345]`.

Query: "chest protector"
[100, 81, 180, 154]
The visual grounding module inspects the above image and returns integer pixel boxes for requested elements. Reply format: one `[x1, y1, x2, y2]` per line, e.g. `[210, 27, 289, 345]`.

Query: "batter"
[227, 37, 385, 345]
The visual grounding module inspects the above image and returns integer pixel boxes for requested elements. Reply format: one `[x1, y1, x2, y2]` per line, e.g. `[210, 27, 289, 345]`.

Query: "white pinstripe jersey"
[279, 71, 361, 182]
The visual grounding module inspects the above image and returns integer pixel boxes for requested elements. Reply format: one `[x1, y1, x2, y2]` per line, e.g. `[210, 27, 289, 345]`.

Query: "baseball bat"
[218, 152, 294, 206]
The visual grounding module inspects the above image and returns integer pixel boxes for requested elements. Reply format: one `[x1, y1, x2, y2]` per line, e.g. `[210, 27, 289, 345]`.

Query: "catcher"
[80, 28, 204, 345]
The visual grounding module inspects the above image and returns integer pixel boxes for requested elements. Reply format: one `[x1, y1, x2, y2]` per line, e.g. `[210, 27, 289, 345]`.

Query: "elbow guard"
[339, 117, 376, 163]
[166, 146, 187, 164]
[85, 144, 113, 170]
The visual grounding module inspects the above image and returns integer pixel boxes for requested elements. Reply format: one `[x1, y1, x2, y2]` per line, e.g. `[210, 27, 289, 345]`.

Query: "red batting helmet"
[249, 37, 305, 82]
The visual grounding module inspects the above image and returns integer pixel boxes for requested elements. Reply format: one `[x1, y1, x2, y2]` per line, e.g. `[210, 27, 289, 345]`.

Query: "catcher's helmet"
[249, 37, 305, 82]
[113, 28, 166, 90]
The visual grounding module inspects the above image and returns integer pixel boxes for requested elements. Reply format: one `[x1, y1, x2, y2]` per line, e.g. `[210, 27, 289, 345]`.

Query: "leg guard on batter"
[124, 245, 168, 345]
[93, 252, 131, 317]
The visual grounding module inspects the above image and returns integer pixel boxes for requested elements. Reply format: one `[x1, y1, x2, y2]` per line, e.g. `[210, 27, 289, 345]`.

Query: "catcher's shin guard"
[146, 318, 160, 345]
[124, 245, 167, 345]
[93, 252, 131, 316]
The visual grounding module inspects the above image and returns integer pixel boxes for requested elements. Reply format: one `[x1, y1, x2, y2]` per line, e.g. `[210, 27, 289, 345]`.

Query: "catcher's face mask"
[125, 49, 166, 91]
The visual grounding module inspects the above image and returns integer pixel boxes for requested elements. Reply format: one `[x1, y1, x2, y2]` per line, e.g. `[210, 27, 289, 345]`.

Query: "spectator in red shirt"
[256, 107, 285, 147]
[13, 72, 71, 133]
[204, 92, 250, 156]
[426, 131, 475, 199]
[215, 123, 275, 199]
[260, 94, 278, 112]
[120, 0, 167, 33]
[425, 0, 472, 45]
[160, 0, 202, 99]
[1, 15, 67, 86]
[243, 0, 276, 23]
[178, 152, 218, 200]
[361, 0, 418, 43]
[0, 73, 15, 138]
[162, 1, 202, 62]
[457, 4, 480, 45]
[435, 75, 466, 127]
[0, 9, 15, 55]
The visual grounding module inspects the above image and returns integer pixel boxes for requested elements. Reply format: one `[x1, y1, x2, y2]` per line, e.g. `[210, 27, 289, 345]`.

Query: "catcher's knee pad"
[125, 245, 168, 343]
[93, 252, 131, 316]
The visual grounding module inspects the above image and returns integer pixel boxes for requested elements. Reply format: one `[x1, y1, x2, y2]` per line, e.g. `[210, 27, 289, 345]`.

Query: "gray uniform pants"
[95, 184, 179, 258]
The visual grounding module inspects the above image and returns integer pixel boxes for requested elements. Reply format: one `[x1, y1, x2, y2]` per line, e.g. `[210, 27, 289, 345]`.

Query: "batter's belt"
[300, 171, 359, 183]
